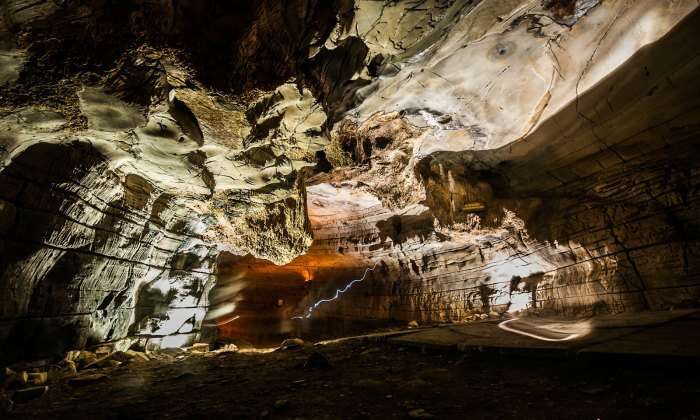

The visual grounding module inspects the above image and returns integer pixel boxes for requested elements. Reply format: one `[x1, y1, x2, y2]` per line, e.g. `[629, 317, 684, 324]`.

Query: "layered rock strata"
[0, 0, 699, 357]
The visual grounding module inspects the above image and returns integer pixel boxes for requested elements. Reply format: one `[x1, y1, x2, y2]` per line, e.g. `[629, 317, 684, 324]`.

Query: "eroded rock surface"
[1, 0, 699, 360]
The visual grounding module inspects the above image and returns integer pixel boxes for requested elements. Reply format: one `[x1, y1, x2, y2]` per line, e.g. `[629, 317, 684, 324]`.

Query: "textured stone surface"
[216, 0, 700, 341]
[0, 0, 699, 359]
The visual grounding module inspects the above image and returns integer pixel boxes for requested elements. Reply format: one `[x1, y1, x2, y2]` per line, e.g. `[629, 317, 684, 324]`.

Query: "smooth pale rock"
[187, 343, 209, 353]
[213, 344, 239, 355]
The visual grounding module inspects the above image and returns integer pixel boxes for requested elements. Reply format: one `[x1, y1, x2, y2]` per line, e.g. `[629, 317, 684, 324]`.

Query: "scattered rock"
[303, 352, 330, 369]
[188, 343, 210, 353]
[67, 373, 108, 387]
[3, 369, 29, 388]
[220, 339, 255, 351]
[64, 351, 81, 363]
[94, 346, 111, 356]
[408, 408, 434, 418]
[48, 363, 76, 382]
[408, 320, 419, 328]
[11, 386, 48, 403]
[273, 399, 289, 410]
[75, 351, 98, 369]
[63, 361, 78, 376]
[109, 351, 133, 363]
[83, 353, 118, 370]
[213, 344, 239, 355]
[27, 372, 48, 386]
[280, 338, 304, 350]
[479, 314, 489, 320]
[125, 350, 150, 362]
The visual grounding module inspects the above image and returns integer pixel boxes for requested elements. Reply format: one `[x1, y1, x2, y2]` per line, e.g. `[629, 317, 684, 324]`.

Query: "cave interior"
[1, 0, 700, 418]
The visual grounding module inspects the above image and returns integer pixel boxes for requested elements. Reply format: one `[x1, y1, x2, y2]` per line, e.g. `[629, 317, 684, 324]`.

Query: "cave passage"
[1, 0, 700, 418]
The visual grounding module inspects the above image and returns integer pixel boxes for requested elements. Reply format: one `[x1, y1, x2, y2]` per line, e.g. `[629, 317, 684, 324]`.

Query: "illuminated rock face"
[1, 0, 700, 357]
[274, 1, 700, 336]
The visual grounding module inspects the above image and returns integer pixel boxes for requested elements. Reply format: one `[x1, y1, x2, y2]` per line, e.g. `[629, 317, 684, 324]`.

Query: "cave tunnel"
[1, 0, 700, 418]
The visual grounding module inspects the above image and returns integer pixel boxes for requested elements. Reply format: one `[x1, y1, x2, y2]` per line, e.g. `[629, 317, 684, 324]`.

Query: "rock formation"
[1, 0, 699, 362]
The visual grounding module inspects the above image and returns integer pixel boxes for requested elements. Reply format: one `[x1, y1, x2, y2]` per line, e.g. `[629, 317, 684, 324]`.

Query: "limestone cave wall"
[1, 0, 699, 358]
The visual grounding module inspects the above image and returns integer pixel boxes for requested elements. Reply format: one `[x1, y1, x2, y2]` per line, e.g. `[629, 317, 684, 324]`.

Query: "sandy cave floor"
[6, 339, 700, 420]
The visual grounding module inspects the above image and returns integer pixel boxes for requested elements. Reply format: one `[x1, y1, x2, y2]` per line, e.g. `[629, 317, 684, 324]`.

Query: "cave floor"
[8, 336, 700, 420]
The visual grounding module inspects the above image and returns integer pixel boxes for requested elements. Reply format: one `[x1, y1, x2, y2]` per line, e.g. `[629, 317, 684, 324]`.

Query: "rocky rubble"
[0, 340, 242, 411]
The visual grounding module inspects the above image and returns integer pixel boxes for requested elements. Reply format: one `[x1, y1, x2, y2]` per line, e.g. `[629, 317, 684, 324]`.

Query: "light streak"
[292, 263, 379, 320]
[202, 315, 240, 327]
[497, 317, 591, 342]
